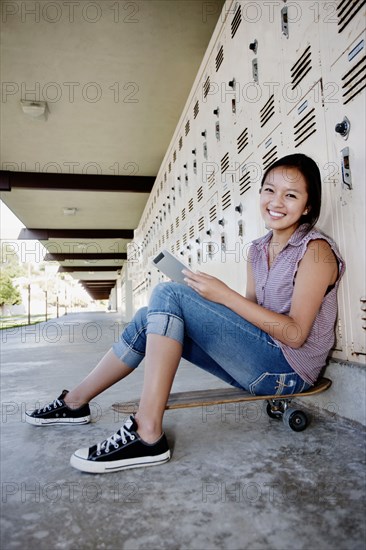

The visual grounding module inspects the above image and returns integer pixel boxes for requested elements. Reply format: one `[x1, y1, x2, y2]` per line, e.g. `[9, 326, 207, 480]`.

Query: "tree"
[0, 273, 22, 307]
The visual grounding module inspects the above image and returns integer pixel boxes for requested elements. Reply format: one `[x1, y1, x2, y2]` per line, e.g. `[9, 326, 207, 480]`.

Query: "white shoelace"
[37, 398, 62, 414]
[96, 417, 136, 455]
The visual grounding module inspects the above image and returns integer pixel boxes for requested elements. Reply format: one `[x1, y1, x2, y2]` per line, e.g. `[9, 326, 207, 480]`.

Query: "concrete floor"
[1, 311, 365, 550]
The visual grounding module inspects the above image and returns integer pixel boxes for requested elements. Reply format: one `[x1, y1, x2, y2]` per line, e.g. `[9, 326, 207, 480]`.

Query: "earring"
[303, 208, 309, 215]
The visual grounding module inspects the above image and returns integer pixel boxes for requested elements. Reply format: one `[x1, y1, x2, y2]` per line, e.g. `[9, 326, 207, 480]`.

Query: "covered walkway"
[1, 312, 365, 550]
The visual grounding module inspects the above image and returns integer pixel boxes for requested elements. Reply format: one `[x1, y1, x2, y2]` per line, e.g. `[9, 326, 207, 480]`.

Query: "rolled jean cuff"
[146, 312, 184, 344]
[112, 336, 145, 369]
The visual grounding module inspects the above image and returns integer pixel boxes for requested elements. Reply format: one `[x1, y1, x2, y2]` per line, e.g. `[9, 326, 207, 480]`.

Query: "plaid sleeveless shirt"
[250, 224, 345, 384]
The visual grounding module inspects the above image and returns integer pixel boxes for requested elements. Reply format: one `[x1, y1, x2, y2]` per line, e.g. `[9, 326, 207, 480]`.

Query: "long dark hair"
[260, 154, 322, 230]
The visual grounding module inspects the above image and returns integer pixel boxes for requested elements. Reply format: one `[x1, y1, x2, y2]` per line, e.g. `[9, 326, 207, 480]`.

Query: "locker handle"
[281, 6, 289, 38]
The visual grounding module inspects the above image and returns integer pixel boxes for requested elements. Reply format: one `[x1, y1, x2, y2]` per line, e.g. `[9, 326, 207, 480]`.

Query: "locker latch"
[341, 147, 352, 190]
[281, 6, 289, 38]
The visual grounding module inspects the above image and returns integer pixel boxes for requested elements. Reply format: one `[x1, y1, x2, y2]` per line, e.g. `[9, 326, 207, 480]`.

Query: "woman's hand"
[182, 269, 233, 305]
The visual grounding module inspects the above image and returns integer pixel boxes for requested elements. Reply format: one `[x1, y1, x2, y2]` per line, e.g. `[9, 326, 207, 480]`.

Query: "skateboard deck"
[112, 377, 331, 413]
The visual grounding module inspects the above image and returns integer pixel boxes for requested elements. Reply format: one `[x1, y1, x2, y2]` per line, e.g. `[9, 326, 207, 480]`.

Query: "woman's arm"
[245, 255, 257, 303]
[183, 239, 338, 349]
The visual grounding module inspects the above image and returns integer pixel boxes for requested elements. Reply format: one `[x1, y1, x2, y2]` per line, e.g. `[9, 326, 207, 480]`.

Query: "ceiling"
[0, 0, 225, 299]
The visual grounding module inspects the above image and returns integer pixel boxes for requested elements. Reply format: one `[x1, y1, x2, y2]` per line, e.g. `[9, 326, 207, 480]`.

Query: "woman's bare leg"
[64, 349, 134, 409]
[135, 334, 183, 443]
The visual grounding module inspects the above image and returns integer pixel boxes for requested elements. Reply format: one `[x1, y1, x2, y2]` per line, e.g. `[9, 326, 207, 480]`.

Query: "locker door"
[280, 1, 322, 115]
[324, 35, 366, 362]
[325, 0, 366, 65]
[248, 2, 284, 146]
[232, 153, 263, 295]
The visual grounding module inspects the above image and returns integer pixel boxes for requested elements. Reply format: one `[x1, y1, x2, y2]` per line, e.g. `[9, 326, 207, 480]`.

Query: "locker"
[127, 0, 366, 367]
[280, 1, 322, 116]
[323, 35, 366, 361]
[325, 0, 366, 65]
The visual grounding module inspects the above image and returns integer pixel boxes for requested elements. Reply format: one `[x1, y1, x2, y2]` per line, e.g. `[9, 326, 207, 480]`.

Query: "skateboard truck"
[266, 399, 309, 432]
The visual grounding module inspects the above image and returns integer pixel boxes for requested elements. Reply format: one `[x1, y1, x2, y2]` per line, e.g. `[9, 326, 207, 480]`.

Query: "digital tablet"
[152, 249, 193, 285]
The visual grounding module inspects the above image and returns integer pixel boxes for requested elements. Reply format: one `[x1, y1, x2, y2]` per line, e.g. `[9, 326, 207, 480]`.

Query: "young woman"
[26, 153, 345, 474]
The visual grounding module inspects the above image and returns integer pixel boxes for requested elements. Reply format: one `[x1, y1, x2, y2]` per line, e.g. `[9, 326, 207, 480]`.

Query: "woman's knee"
[133, 306, 148, 328]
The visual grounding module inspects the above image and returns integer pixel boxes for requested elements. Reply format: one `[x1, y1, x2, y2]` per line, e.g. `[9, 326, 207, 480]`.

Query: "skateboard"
[112, 377, 332, 432]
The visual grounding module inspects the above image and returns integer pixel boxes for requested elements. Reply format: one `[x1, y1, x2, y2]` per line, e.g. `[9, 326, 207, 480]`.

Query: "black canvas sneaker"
[70, 415, 170, 473]
[25, 390, 91, 426]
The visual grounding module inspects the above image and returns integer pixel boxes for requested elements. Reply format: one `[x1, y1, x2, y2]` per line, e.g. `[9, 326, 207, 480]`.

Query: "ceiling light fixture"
[63, 207, 77, 216]
[20, 100, 48, 120]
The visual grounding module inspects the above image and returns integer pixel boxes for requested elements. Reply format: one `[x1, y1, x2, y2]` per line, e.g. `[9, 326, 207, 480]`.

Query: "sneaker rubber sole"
[25, 414, 91, 426]
[70, 449, 171, 473]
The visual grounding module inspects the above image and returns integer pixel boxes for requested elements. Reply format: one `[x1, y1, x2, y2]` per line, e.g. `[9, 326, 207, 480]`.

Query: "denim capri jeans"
[112, 282, 310, 396]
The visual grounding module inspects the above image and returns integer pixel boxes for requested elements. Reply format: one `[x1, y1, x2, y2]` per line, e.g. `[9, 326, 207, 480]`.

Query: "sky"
[0, 200, 25, 240]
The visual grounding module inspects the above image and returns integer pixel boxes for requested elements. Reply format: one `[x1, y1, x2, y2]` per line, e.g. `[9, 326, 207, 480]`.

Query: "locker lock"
[206, 229, 212, 236]
[183, 163, 187, 169]
[235, 204, 243, 214]
[228, 79, 235, 88]
[177, 176, 181, 181]
[335, 116, 350, 139]
[249, 39, 258, 54]
[201, 130, 206, 138]
[192, 149, 196, 155]
[213, 107, 219, 116]
[218, 218, 225, 226]
[195, 237, 201, 244]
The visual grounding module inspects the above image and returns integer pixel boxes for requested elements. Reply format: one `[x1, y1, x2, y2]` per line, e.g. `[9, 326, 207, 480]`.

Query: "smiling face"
[260, 165, 310, 236]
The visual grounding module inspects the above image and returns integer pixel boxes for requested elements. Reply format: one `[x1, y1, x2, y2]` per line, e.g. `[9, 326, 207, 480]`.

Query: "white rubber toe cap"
[72, 447, 89, 460]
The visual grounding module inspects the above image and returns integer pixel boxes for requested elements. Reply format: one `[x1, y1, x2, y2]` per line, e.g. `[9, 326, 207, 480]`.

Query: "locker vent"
[176, 216, 180, 228]
[197, 186, 203, 202]
[176, 240, 180, 251]
[231, 4, 242, 38]
[216, 46, 224, 72]
[189, 225, 194, 239]
[262, 146, 278, 170]
[185, 120, 190, 136]
[170, 223, 174, 235]
[294, 107, 317, 147]
[188, 198, 194, 212]
[171, 244, 175, 254]
[337, 0, 366, 33]
[183, 233, 187, 246]
[237, 128, 249, 154]
[291, 45, 312, 89]
[160, 180, 163, 191]
[208, 171, 216, 189]
[198, 216, 205, 232]
[342, 55, 366, 105]
[179, 137, 183, 150]
[168, 162, 171, 173]
[182, 207, 186, 221]
[221, 152, 230, 173]
[194, 100, 199, 119]
[239, 170, 251, 195]
[260, 95, 275, 127]
[166, 229, 169, 240]
[209, 204, 217, 222]
[164, 172, 167, 182]
[162, 234, 165, 244]
[203, 76, 211, 98]
[173, 150, 176, 163]
[222, 190, 231, 211]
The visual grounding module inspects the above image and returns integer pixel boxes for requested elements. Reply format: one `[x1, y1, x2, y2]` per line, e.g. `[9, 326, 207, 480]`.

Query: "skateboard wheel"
[283, 408, 308, 432]
[266, 403, 282, 420]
